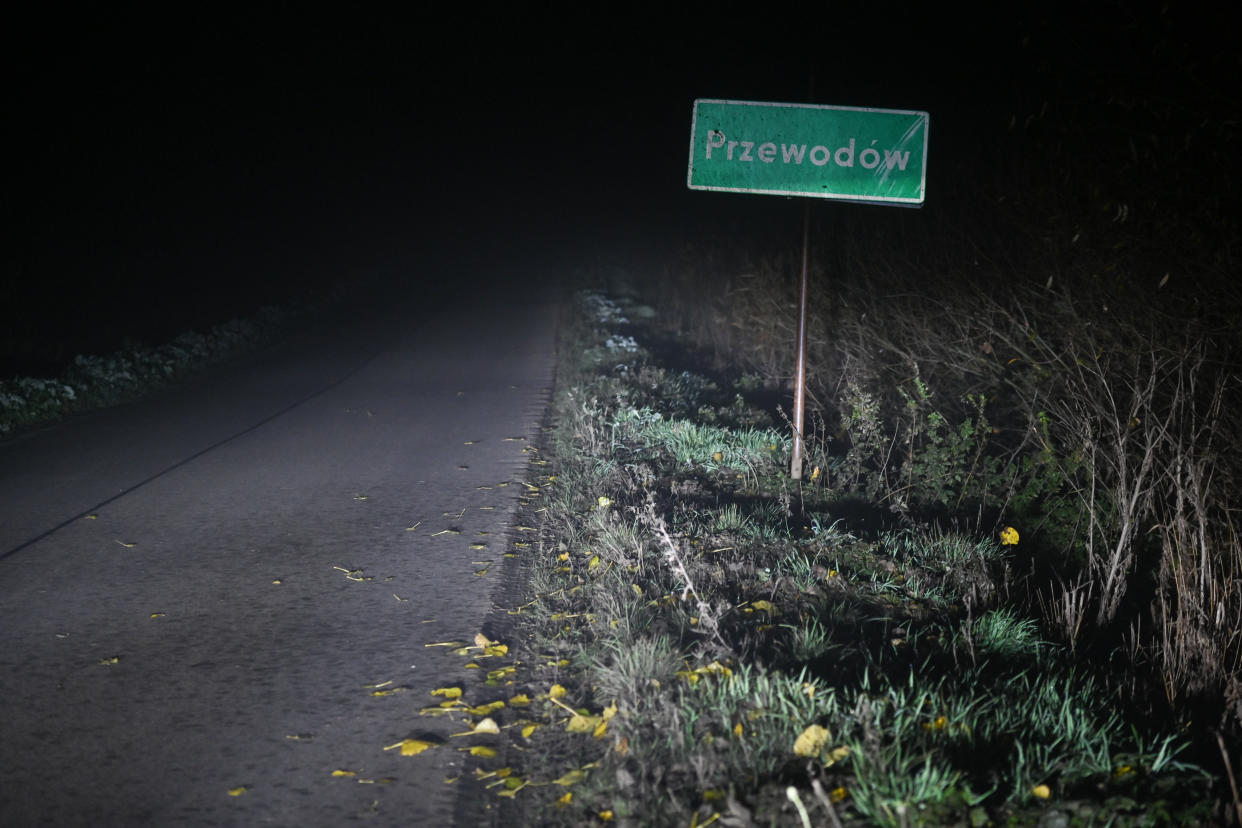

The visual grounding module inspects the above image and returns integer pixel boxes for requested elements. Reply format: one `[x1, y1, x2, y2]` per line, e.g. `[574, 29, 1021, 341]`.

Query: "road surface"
[0, 277, 560, 826]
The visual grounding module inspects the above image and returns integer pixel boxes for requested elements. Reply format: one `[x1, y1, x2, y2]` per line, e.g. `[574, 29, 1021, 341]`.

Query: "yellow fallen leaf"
[592, 719, 608, 739]
[1031, 784, 1051, 799]
[472, 717, 501, 734]
[1001, 526, 1020, 546]
[830, 786, 848, 802]
[734, 723, 744, 738]
[431, 687, 463, 700]
[553, 769, 586, 786]
[384, 739, 436, 756]
[825, 745, 851, 767]
[557, 791, 573, 806]
[750, 599, 776, 614]
[227, 786, 248, 796]
[549, 684, 567, 699]
[466, 745, 497, 757]
[521, 723, 542, 739]
[793, 725, 831, 757]
[600, 810, 614, 821]
[509, 693, 531, 707]
[331, 769, 356, 777]
[474, 632, 497, 649]
[601, 701, 618, 721]
[566, 714, 601, 733]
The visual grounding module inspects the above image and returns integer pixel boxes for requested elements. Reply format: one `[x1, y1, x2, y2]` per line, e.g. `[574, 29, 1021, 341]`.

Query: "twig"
[1218, 729, 1242, 828]
[810, 777, 846, 828]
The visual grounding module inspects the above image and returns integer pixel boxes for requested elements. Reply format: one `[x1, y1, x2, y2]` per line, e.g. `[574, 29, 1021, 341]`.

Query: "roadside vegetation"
[420, 92, 1240, 825]
[0, 302, 311, 437]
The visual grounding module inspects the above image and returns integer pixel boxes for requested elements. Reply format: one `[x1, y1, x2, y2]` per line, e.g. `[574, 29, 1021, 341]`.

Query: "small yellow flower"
[1000, 526, 1020, 546]
[1031, 783, 1051, 799]
[596, 496, 613, 509]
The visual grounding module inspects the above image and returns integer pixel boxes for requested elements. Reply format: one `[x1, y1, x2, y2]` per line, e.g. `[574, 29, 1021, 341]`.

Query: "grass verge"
[409, 288, 1231, 827]
[0, 299, 321, 437]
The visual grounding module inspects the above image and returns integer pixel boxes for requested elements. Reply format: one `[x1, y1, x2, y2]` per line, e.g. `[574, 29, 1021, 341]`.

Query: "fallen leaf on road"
[384, 739, 437, 756]
[371, 687, 406, 697]
[452, 717, 500, 736]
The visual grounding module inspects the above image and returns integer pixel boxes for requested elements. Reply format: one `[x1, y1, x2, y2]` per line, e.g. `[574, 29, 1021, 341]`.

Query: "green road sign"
[687, 99, 928, 206]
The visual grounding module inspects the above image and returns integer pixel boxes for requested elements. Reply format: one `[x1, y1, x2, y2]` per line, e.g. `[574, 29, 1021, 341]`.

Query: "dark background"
[5, 4, 1236, 377]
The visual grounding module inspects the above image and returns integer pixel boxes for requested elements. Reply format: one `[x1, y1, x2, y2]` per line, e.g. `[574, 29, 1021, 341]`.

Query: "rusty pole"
[790, 201, 810, 479]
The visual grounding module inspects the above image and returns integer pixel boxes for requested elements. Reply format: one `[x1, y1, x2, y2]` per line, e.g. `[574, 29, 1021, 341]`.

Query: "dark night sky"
[5, 4, 1237, 372]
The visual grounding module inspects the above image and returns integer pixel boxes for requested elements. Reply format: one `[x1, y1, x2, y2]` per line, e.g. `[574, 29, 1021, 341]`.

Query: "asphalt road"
[0, 279, 561, 826]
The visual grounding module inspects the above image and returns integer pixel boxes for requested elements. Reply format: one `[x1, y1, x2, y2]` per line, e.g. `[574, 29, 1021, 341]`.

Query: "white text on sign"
[704, 131, 911, 172]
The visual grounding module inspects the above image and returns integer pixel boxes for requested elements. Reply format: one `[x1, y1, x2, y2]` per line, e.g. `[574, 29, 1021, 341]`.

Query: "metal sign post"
[791, 203, 810, 479]
[687, 98, 928, 478]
